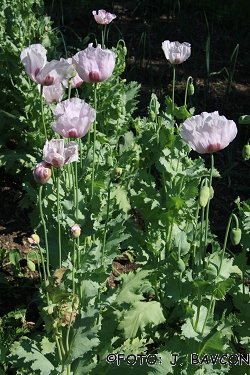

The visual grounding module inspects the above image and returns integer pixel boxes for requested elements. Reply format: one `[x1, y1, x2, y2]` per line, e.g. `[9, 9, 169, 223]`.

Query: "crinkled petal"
[20, 44, 47, 81]
[181, 111, 237, 154]
[72, 44, 116, 82]
[162, 40, 191, 64]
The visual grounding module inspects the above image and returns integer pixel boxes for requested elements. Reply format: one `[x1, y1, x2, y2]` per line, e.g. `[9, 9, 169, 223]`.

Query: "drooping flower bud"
[28, 234, 40, 245]
[27, 260, 36, 272]
[70, 224, 81, 238]
[188, 81, 194, 96]
[230, 228, 241, 246]
[33, 162, 51, 184]
[209, 186, 214, 199]
[242, 144, 250, 161]
[177, 258, 185, 273]
[199, 186, 210, 207]
[111, 167, 122, 181]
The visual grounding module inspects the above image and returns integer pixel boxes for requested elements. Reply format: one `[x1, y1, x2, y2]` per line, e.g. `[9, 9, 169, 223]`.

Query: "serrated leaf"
[118, 300, 165, 338]
[115, 269, 151, 305]
[111, 186, 131, 213]
[8, 337, 55, 375]
[65, 308, 99, 364]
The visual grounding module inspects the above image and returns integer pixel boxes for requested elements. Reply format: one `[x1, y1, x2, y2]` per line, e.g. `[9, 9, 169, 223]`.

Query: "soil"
[1, 1, 250, 313]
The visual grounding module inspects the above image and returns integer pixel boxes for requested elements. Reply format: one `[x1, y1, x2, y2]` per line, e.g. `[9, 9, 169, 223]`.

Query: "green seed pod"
[177, 259, 185, 273]
[242, 144, 250, 161]
[27, 260, 36, 272]
[230, 228, 242, 246]
[199, 186, 210, 207]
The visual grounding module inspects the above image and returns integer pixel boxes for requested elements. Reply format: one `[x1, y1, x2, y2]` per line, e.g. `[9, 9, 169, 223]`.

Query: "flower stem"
[204, 153, 214, 257]
[56, 168, 62, 268]
[39, 185, 50, 277]
[40, 85, 47, 140]
[102, 179, 112, 265]
[172, 64, 176, 114]
[91, 83, 97, 198]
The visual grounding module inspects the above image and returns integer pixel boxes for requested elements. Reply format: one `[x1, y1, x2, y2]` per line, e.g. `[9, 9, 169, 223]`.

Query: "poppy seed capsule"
[230, 228, 241, 246]
[199, 186, 210, 207]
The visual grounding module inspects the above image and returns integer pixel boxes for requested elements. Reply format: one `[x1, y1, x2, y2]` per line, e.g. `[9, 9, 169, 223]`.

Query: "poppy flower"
[35, 59, 75, 86]
[72, 43, 116, 83]
[20, 43, 47, 82]
[180, 111, 237, 154]
[21, 45, 75, 86]
[162, 40, 191, 64]
[39, 83, 64, 104]
[51, 98, 96, 138]
[92, 9, 116, 24]
[43, 139, 78, 167]
[62, 58, 83, 89]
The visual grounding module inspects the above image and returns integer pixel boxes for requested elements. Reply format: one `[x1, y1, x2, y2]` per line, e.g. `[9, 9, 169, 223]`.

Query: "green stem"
[204, 154, 214, 249]
[39, 186, 50, 277]
[201, 296, 214, 336]
[172, 64, 176, 114]
[102, 180, 112, 265]
[56, 169, 62, 268]
[91, 83, 98, 198]
[67, 81, 72, 100]
[40, 85, 47, 140]
[37, 243, 49, 303]
[74, 161, 79, 222]
[194, 289, 202, 331]
[218, 213, 239, 278]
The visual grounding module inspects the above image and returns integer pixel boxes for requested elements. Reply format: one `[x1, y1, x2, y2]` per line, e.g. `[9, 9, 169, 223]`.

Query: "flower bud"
[111, 167, 122, 181]
[177, 259, 185, 272]
[70, 224, 81, 239]
[27, 260, 36, 272]
[209, 186, 214, 199]
[199, 186, 210, 207]
[28, 234, 40, 245]
[242, 144, 250, 161]
[230, 228, 241, 246]
[33, 162, 51, 184]
[188, 82, 194, 96]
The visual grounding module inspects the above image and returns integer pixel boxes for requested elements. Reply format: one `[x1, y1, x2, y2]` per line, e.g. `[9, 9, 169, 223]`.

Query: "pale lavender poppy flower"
[43, 139, 78, 167]
[92, 9, 116, 24]
[62, 58, 83, 88]
[35, 59, 75, 86]
[51, 98, 96, 138]
[72, 43, 116, 83]
[33, 161, 52, 184]
[162, 40, 191, 64]
[38, 83, 64, 104]
[180, 111, 237, 154]
[20, 44, 47, 82]
[20, 45, 75, 86]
